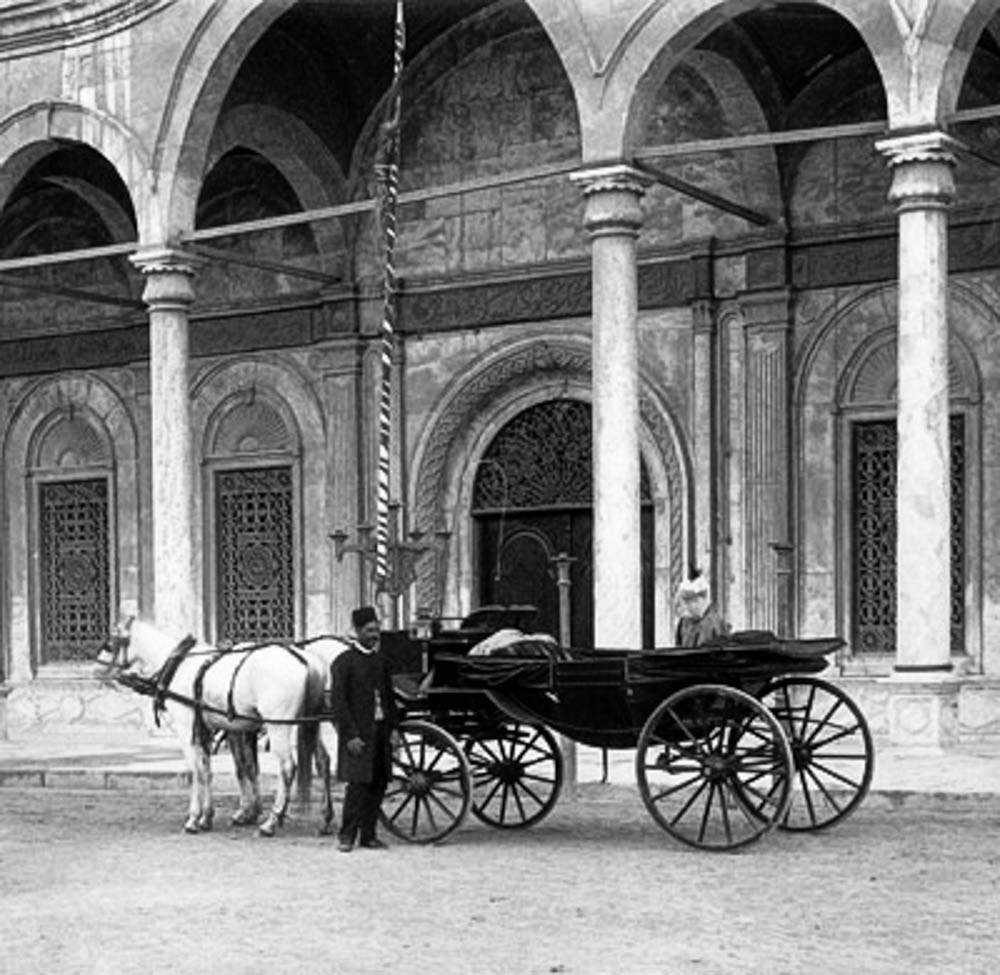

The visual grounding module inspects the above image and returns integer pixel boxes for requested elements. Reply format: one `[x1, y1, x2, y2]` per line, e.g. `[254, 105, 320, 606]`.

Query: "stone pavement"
[1, 725, 999, 809]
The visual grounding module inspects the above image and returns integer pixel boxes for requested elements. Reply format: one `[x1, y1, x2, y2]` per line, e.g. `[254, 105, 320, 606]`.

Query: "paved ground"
[1, 785, 998, 975]
[3, 726, 1000, 802]
[2, 723, 999, 974]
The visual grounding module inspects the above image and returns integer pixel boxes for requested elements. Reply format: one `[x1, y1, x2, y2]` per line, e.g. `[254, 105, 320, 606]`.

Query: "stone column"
[875, 131, 959, 745]
[690, 299, 716, 587]
[130, 248, 199, 639]
[877, 132, 956, 674]
[739, 290, 792, 632]
[570, 164, 651, 650]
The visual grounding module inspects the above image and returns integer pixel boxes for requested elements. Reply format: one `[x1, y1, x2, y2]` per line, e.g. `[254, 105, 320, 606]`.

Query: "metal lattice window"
[215, 466, 294, 643]
[473, 399, 650, 511]
[39, 478, 110, 662]
[851, 417, 965, 655]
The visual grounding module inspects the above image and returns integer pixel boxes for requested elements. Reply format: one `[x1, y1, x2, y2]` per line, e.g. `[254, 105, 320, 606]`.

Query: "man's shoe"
[359, 838, 388, 850]
[337, 841, 354, 853]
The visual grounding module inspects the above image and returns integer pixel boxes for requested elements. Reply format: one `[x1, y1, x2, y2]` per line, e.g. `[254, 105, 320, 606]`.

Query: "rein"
[112, 635, 330, 728]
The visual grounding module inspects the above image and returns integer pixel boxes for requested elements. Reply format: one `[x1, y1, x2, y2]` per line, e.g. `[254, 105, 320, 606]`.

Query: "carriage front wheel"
[635, 684, 794, 851]
[379, 719, 472, 844]
[759, 676, 874, 831]
[464, 722, 563, 829]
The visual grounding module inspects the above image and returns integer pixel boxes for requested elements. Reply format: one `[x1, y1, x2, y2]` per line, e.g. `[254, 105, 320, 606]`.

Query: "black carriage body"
[422, 634, 838, 750]
[378, 612, 872, 850]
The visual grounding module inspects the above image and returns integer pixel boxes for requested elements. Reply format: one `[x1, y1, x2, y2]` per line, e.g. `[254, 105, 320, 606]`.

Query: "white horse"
[99, 618, 347, 837]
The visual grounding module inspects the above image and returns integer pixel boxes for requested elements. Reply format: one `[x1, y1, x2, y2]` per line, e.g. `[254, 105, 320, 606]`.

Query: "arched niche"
[409, 337, 688, 645]
[191, 355, 327, 639]
[3, 373, 140, 679]
[795, 282, 988, 670]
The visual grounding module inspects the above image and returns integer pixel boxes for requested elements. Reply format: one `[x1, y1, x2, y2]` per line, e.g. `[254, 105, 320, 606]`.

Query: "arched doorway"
[471, 399, 654, 648]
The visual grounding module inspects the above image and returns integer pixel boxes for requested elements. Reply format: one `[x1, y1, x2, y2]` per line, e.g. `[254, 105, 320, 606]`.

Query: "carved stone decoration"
[412, 340, 685, 609]
[401, 272, 592, 333]
[0, 1, 180, 60]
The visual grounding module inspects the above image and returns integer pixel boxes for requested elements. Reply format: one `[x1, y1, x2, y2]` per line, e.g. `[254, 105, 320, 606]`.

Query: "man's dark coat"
[329, 644, 399, 783]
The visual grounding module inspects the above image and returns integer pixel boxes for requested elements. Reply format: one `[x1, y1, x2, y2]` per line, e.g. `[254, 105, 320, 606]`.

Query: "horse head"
[95, 615, 136, 675]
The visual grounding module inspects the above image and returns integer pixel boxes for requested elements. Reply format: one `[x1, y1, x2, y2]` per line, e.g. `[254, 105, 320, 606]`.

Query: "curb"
[2, 766, 998, 810]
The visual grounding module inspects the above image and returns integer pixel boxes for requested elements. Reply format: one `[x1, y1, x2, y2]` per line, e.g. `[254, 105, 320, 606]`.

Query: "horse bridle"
[95, 619, 135, 676]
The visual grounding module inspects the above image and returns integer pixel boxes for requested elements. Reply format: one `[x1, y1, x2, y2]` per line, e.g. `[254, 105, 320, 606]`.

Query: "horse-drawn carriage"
[101, 606, 873, 852]
[379, 606, 874, 851]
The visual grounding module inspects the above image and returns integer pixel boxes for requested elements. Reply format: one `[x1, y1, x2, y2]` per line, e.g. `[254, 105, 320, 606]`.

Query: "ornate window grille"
[215, 466, 294, 643]
[473, 399, 651, 510]
[851, 416, 965, 655]
[39, 478, 110, 662]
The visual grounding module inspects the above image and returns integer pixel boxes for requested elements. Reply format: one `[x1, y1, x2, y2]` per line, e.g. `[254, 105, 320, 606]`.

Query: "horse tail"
[296, 717, 318, 810]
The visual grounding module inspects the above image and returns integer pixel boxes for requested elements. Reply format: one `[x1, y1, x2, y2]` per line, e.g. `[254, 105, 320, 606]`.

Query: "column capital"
[874, 130, 960, 211]
[690, 298, 716, 336]
[738, 288, 791, 331]
[130, 246, 201, 308]
[570, 163, 652, 238]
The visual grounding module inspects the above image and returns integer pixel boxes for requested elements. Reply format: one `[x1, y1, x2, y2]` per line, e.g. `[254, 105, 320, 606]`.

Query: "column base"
[880, 674, 959, 748]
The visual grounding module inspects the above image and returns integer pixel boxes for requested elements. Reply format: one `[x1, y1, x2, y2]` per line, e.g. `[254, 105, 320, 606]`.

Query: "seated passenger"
[675, 573, 729, 648]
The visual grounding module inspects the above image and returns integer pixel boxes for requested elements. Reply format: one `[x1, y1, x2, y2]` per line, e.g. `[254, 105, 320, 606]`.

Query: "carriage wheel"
[464, 722, 563, 829]
[759, 676, 874, 831]
[379, 719, 472, 844]
[635, 684, 793, 851]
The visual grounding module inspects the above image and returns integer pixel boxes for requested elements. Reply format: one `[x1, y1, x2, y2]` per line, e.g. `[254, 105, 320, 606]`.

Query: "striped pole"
[373, 0, 405, 591]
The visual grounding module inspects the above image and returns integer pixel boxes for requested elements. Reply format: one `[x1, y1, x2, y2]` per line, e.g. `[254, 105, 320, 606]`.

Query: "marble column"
[570, 164, 651, 650]
[130, 248, 199, 639]
[875, 130, 959, 745]
[739, 290, 792, 632]
[690, 299, 716, 588]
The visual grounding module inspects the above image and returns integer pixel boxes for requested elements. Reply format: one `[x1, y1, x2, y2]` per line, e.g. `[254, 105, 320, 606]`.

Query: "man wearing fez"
[330, 605, 399, 851]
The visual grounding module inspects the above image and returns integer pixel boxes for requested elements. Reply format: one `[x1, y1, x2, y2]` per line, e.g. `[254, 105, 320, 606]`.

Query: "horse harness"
[111, 632, 313, 740]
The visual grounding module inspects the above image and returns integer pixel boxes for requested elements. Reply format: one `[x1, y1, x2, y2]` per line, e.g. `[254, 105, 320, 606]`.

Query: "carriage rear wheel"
[759, 676, 874, 831]
[379, 719, 472, 844]
[635, 684, 794, 851]
[464, 722, 563, 829]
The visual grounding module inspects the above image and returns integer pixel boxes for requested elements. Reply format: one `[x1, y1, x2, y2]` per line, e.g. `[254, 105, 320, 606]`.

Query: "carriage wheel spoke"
[514, 779, 544, 810]
[697, 782, 717, 845]
[426, 788, 459, 823]
[807, 757, 862, 792]
[717, 780, 734, 846]
[802, 698, 844, 747]
[649, 772, 703, 804]
[387, 791, 416, 824]
[664, 707, 708, 756]
[667, 776, 710, 827]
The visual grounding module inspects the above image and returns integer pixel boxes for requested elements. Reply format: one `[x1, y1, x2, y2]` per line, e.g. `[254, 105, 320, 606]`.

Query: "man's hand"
[390, 730, 403, 749]
[346, 736, 365, 756]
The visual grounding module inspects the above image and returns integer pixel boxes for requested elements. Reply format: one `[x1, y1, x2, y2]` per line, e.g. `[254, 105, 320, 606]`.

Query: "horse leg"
[316, 726, 335, 836]
[259, 725, 295, 838]
[178, 739, 206, 834]
[194, 742, 215, 832]
[228, 732, 262, 826]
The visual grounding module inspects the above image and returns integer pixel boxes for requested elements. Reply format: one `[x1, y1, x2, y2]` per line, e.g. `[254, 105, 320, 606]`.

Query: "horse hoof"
[318, 823, 334, 837]
[183, 820, 200, 834]
[231, 811, 260, 827]
[259, 821, 276, 838]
